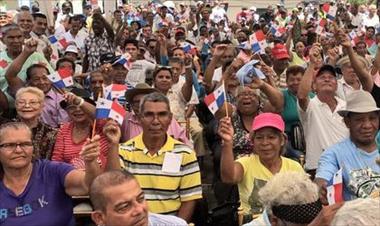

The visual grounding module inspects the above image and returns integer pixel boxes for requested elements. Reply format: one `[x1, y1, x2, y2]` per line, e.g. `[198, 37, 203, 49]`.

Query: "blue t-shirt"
[0, 160, 75, 226]
[316, 138, 380, 200]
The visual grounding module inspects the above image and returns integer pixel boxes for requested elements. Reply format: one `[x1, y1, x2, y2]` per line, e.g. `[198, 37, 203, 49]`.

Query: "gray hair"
[0, 121, 32, 143]
[259, 172, 319, 214]
[331, 198, 380, 226]
[16, 86, 45, 103]
[16, 11, 33, 23]
[0, 122, 32, 178]
[139, 92, 171, 114]
[90, 170, 136, 212]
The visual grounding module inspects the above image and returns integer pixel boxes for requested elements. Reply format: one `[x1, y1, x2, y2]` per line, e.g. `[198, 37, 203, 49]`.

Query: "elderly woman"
[230, 78, 283, 156]
[244, 171, 343, 226]
[0, 121, 101, 226]
[52, 89, 109, 169]
[14, 87, 57, 159]
[218, 113, 303, 223]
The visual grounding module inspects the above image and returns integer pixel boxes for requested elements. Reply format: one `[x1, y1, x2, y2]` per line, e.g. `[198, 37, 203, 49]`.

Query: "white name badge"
[162, 152, 183, 173]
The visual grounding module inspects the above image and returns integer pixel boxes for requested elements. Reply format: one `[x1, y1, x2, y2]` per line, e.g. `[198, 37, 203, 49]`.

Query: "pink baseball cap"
[252, 113, 285, 132]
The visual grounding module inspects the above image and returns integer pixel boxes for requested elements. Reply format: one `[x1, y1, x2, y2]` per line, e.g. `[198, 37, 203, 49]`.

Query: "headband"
[271, 199, 322, 224]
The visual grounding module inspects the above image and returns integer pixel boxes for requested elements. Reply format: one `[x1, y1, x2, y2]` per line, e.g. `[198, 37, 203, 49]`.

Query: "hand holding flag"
[326, 168, 343, 205]
[249, 30, 267, 54]
[47, 68, 74, 89]
[104, 84, 128, 100]
[95, 98, 126, 125]
[204, 83, 227, 115]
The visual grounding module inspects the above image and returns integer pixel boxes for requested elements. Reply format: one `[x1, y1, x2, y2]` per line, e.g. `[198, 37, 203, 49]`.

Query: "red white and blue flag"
[113, 53, 131, 70]
[48, 35, 69, 49]
[104, 84, 128, 100]
[326, 168, 343, 205]
[322, 3, 337, 21]
[47, 68, 73, 89]
[95, 98, 126, 125]
[182, 42, 197, 55]
[269, 24, 286, 37]
[204, 83, 226, 115]
[349, 30, 360, 46]
[250, 30, 267, 54]
[315, 19, 327, 35]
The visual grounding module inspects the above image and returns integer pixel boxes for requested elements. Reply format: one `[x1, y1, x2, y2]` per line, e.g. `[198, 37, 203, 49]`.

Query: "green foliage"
[347, 0, 369, 5]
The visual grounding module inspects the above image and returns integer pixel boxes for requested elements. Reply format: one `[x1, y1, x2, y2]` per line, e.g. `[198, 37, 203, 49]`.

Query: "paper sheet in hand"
[236, 59, 266, 85]
[212, 66, 223, 82]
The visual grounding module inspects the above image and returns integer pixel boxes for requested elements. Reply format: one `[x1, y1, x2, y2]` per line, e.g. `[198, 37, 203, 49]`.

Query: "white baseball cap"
[65, 45, 79, 55]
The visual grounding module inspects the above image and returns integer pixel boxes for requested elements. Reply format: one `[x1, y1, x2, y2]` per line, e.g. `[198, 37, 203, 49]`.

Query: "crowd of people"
[0, 0, 380, 225]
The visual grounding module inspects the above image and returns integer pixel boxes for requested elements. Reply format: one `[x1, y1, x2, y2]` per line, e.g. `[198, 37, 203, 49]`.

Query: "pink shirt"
[121, 112, 193, 148]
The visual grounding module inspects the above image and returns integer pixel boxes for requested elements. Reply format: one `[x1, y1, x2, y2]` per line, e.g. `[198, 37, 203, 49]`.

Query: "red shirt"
[52, 121, 109, 169]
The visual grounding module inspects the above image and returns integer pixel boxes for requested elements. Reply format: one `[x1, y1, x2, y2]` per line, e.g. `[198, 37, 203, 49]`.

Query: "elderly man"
[16, 11, 33, 39]
[90, 170, 188, 226]
[316, 90, 380, 202]
[106, 92, 202, 222]
[1, 24, 52, 106]
[121, 83, 191, 146]
[297, 44, 349, 177]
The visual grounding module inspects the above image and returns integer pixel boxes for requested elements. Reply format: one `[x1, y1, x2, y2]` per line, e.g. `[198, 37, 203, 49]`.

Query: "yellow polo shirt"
[119, 133, 202, 214]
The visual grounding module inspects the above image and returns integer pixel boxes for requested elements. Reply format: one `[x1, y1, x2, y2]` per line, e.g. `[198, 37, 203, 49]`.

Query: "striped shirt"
[52, 121, 109, 169]
[119, 134, 202, 215]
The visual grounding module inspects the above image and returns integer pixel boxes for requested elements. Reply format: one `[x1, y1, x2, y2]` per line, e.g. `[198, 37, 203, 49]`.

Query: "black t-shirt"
[371, 84, 380, 108]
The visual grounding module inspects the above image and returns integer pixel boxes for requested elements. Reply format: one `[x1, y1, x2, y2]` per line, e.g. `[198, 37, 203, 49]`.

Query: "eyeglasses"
[0, 142, 33, 152]
[15, 99, 41, 108]
[141, 111, 170, 121]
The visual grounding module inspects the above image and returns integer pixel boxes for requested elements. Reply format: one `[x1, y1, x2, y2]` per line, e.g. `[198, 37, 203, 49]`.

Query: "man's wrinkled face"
[17, 12, 33, 34]
[345, 112, 379, 146]
[92, 180, 149, 226]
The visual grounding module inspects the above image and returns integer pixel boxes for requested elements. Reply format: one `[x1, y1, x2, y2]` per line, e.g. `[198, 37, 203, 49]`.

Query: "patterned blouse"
[84, 33, 115, 72]
[14, 119, 58, 160]
[232, 111, 254, 156]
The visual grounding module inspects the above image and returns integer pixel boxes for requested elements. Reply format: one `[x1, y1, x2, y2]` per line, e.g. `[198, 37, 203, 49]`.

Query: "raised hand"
[308, 202, 344, 226]
[103, 119, 121, 144]
[327, 46, 340, 65]
[309, 43, 323, 67]
[213, 44, 228, 59]
[217, 117, 234, 143]
[24, 38, 38, 55]
[248, 75, 265, 89]
[64, 92, 82, 106]
[80, 135, 101, 163]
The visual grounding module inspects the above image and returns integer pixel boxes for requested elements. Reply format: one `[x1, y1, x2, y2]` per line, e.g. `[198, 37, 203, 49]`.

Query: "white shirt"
[148, 213, 187, 226]
[126, 60, 156, 87]
[152, 14, 175, 32]
[351, 13, 364, 27]
[336, 78, 362, 101]
[363, 14, 380, 27]
[210, 6, 226, 23]
[167, 75, 199, 121]
[63, 29, 88, 54]
[298, 96, 349, 170]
